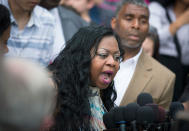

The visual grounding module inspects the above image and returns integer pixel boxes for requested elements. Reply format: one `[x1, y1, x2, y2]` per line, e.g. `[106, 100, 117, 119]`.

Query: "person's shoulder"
[57, 5, 88, 25]
[148, 55, 175, 78]
[34, 5, 55, 25]
[57, 5, 79, 18]
[149, 2, 166, 15]
[149, 2, 164, 9]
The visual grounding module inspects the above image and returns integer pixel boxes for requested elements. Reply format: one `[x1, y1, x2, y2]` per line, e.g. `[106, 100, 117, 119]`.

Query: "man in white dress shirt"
[111, 0, 175, 109]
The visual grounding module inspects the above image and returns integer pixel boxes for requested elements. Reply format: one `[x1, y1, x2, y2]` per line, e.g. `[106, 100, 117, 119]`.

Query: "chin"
[127, 42, 142, 48]
[121, 39, 141, 49]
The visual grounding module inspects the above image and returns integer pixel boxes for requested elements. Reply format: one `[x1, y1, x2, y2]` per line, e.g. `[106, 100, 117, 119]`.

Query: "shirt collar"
[27, 6, 41, 28]
[132, 48, 142, 63]
[121, 48, 142, 65]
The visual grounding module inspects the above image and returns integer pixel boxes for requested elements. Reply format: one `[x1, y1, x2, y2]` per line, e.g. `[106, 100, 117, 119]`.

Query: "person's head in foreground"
[48, 25, 124, 130]
[0, 57, 56, 131]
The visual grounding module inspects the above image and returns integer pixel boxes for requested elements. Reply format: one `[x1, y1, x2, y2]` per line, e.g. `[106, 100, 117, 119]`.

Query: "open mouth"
[100, 71, 113, 85]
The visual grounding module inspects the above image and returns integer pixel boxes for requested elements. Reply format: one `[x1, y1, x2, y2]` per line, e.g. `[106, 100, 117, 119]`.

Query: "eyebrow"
[124, 13, 133, 17]
[97, 48, 120, 54]
[140, 15, 149, 19]
[124, 13, 149, 19]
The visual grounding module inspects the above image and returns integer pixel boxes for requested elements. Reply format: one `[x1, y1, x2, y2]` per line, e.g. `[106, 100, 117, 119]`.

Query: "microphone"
[136, 106, 155, 131]
[123, 103, 140, 131]
[111, 106, 126, 131]
[146, 104, 159, 122]
[137, 92, 153, 106]
[103, 104, 139, 131]
[146, 104, 167, 130]
[123, 103, 140, 122]
[157, 106, 170, 131]
[146, 104, 166, 123]
[165, 102, 184, 131]
[157, 106, 166, 123]
[103, 111, 116, 129]
[169, 102, 184, 120]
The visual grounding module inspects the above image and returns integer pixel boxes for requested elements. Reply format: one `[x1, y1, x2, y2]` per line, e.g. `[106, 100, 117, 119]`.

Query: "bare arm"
[169, 8, 189, 35]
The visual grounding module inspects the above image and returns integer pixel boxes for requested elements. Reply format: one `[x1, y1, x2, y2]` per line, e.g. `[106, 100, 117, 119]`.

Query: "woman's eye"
[114, 56, 121, 62]
[96, 53, 108, 59]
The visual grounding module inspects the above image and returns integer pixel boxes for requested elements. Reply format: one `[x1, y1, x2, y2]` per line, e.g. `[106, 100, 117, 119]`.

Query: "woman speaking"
[48, 25, 124, 130]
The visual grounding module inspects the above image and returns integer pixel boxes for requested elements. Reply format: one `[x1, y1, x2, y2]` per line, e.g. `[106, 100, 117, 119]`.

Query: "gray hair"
[0, 58, 56, 131]
[115, 0, 148, 17]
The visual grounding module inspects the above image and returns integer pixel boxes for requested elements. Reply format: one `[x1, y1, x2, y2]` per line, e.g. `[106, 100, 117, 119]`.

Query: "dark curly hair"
[0, 4, 10, 36]
[48, 25, 124, 130]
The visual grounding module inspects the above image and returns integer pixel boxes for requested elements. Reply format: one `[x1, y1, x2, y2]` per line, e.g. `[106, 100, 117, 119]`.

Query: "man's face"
[111, 3, 149, 49]
[10, 0, 41, 12]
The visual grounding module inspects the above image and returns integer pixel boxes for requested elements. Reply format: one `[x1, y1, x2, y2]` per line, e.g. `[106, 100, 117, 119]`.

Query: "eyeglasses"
[96, 52, 122, 62]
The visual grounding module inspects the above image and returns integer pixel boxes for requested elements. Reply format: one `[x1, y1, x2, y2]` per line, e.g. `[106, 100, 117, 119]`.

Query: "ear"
[111, 17, 117, 30]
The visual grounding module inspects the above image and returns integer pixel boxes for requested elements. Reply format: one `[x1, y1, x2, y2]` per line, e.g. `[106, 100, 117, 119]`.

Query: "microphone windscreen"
[123, 103, 140, 122]
[146, 103, 159, 122]
[111, 106, 125, 123]
[137, 92, 153, 106]
[103, 112, 116, 129]
[136, 106, 155, 124]
[169, 102, 184, 120]
[158, 106, 166, 122]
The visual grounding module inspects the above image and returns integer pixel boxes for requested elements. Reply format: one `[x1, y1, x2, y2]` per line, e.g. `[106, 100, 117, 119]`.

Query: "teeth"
[101, 73, 111, 84]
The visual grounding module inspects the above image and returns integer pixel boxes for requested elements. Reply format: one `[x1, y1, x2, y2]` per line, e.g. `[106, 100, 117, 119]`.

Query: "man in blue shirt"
[0, 0, 55, 66]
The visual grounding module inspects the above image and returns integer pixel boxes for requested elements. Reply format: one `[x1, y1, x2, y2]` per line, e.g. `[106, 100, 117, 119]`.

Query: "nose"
[132, 19, 140, 29]
[106, 55, 116, 67]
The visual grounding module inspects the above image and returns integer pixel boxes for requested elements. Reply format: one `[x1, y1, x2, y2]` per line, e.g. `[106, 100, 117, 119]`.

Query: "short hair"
[115, 0, 148, 16]
[0, 4, 10, 36]
[0, 58, 56, 131]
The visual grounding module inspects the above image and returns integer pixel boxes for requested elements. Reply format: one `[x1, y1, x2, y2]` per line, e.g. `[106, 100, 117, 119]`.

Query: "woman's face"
[90, 36, 121, 89]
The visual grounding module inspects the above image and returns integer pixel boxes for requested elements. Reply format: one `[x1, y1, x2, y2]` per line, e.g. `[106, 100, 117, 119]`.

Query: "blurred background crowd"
[0, 0, 189, 130]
